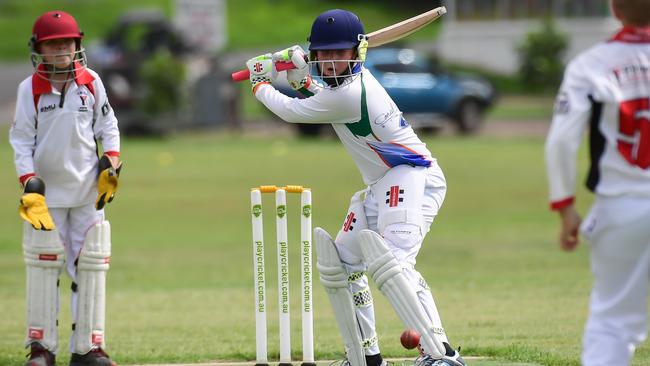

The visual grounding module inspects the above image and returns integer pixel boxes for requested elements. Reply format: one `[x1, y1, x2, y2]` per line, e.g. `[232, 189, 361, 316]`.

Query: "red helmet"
[30, 10, 83, 48]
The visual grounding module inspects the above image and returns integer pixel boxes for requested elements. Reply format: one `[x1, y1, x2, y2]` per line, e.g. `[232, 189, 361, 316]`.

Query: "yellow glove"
[19, 177, 55, 230]
[358, 38, 369, 62]
[96, 155, 122, 210]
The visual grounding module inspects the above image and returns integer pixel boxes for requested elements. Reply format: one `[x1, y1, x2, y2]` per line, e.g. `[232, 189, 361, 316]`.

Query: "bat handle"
[231, 61, 297, 82]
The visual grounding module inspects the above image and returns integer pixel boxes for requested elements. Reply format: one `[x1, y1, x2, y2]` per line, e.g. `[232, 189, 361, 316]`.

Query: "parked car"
[278, 47, 496, 136]
[86, 10, 192, 135]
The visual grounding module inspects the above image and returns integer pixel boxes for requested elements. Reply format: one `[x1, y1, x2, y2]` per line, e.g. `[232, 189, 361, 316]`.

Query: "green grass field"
[1, 128, 649, 366]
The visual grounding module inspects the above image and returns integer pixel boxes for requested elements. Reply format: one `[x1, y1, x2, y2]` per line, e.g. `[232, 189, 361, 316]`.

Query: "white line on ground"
[128, 357, 486, 366]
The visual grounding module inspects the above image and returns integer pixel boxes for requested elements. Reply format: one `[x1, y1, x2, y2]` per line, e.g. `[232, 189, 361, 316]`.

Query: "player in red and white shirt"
[9, 10, 121, 366]
[545, 1, 650, 364]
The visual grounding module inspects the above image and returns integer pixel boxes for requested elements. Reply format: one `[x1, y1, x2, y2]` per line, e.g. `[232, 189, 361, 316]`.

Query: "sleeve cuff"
[252, 82, 271, 95]
[19, 173, 36, 186]
[550, 197, 575, 211]
[104, 151, 120, 157]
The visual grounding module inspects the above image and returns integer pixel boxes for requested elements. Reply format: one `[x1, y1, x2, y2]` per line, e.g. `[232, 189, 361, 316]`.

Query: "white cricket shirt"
[255, 68, 435, 185]
[10, 65, 120, 207]
[545, 26, 650, 210]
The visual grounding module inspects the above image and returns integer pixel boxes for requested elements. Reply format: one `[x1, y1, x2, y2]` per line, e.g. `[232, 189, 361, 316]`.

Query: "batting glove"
[246, 54, 275, 94]
[19, 177, 55, 230]
[272, 45, 310, 90]
[358, 38, 369, 62]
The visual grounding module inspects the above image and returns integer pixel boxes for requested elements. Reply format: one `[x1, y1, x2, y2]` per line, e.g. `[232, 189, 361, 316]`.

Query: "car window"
[373, 62, 428, 74]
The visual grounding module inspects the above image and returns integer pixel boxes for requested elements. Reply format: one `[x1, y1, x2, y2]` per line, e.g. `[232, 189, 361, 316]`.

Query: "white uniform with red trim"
[256, 67, 449, 356]
[545, 26, 650, 366]
[9, 65, 120, 353]
[10, 64, 120, 207]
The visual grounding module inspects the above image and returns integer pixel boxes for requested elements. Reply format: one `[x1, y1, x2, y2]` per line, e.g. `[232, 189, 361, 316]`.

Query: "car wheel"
[455, 98, 484, 134]
[296, 123, 323, 137]
[418, 126, 443, 135]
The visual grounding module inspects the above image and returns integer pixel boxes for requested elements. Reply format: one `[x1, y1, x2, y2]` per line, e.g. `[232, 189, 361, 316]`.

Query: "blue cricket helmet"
[308, 9, 365, 51]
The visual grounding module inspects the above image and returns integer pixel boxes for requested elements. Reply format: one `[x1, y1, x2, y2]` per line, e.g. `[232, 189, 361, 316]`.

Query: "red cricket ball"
[400, 329, 420, 350]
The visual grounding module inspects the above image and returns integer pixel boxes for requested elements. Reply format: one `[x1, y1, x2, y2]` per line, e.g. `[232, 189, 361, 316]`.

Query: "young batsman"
[244, 9, 466, 366]
[10, 10, 121, 366]
[545, 0, 650, 365]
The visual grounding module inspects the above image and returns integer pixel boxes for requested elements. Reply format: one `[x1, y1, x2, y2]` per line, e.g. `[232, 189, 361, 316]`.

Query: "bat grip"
[231, 61, 296, 82]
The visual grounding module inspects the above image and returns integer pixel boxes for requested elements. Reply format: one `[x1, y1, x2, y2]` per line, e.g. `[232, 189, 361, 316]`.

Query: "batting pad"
[23, 222, 65, 352]
[73, 221, 111, 354]
[358, 229, 446, 357]
[315, 227, 367, 366]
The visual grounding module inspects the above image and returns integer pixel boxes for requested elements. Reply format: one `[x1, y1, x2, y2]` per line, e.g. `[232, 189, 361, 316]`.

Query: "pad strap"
[378, 209, 425, 234]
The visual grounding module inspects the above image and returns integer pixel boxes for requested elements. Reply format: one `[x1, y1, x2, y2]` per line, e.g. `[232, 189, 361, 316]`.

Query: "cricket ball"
[400, 329, 420, 350]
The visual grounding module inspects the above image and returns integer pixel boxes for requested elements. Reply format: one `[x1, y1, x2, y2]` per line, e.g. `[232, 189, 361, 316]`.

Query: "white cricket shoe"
[414, 347, 467, 366]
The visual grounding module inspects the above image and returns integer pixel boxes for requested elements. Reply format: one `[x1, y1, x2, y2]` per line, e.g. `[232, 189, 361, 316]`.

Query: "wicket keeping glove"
[19, 177, 55, 230]
[246, 54, 275, 94]
[96, 155, 122, 210]
[272, 45, 310, 90]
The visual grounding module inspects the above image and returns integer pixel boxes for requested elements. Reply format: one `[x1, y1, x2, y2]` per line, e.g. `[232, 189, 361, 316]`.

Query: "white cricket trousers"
[334, 163, 447, 355]
[580, 196, 650, 366]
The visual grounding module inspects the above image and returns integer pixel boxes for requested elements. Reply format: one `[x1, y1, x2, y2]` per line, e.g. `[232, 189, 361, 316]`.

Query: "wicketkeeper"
[244, 9, 466, 366]
[10, 10, 121, 366]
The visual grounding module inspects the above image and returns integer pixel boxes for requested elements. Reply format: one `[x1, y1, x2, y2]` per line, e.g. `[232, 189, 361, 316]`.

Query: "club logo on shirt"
[39, 104, 56, 113]
[385, 185, 404, 207]
[78, 95, 88, 112]
[373, 104, 399, 127]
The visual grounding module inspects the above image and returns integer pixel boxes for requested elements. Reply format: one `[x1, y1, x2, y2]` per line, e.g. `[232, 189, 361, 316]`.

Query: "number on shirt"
[618, 98, 650, 169]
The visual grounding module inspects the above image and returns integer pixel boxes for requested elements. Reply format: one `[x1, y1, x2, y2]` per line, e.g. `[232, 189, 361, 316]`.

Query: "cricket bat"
[231, 6, 447, 82]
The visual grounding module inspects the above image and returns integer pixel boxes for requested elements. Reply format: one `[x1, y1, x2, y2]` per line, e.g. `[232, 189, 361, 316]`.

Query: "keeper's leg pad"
[315, 227, 367, 366]
[73, 221, 111, 354]
[23, 222, 65, 352]
[358, 229, 446, 357]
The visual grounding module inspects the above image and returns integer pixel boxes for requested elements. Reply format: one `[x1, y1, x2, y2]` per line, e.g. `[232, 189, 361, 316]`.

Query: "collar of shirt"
[31, 61, 95, 96]
[610, 26, 650, 44]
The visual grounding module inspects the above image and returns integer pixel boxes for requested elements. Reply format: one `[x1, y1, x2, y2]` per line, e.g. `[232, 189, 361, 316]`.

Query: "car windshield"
[369, 49, 430, 74]
[373, 62, 428, 74]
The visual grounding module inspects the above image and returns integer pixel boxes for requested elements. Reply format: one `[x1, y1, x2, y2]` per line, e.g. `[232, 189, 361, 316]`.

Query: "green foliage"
[0, 0, 441, 59]
[225, 0, 441, 51]
[138, 49, 186, 116]
[517, 18, 569, 92]
[0, 0, 172, 60]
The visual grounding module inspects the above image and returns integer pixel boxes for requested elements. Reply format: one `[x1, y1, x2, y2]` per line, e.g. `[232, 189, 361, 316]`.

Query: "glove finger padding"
[246, 54, 275, 94]
[272, 45, 307, 65]
[273, 45, 310, 90]
[19, 193, 55, 230]
[96, 157, 122, 210]
[289, 46, 308, 69]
